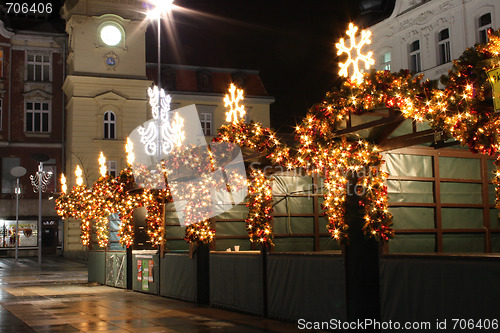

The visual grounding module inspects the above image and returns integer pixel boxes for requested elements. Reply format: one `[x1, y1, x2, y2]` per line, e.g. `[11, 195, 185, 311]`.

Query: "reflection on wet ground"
[0, 257, 299, 332]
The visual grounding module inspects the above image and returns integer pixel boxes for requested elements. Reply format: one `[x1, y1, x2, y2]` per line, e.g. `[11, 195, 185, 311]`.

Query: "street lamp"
[30, 162, 52, 265]
[144, 0, 174, 257]
[10, 166, 26, 260]
[146, 0, 174, 88]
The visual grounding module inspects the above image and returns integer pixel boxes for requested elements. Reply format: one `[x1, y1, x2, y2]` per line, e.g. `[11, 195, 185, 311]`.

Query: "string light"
[99, 152, 107, 178]
[336, 23, 374, 84]
[61, 173, 67, 194]
[224, 83, 246, 123]
[57, 28, 500, 249]
[139, 85, 185, 156]
[126, 138, 135, 165]
[75, 165, 83, 186]
[246, 169, 274, 246]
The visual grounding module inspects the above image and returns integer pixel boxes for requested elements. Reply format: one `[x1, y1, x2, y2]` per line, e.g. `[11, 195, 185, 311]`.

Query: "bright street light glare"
[146, 0, 174, 20]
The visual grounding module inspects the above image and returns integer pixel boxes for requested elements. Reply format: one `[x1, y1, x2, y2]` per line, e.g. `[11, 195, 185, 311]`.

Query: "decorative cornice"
[23, 89, 53, 99]
[0, 21, 14, 39]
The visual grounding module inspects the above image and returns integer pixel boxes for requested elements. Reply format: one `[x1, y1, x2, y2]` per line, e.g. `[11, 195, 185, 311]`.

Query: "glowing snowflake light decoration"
[139, 85, 184, 157]
[224, 83, 246, 123]
[336, 23, 374, 84]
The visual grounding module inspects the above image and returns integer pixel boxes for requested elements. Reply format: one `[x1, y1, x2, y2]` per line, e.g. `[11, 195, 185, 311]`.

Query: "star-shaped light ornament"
[336, 23, 375, 85]
[224, 83, 246, 124]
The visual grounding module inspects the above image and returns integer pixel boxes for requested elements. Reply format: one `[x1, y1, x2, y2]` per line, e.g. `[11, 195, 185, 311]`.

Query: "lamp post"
[146, 0, 174, 89]
[146, 0, 174, 257]
[10, 166, 26, 260]
[146, 0, 175, 163]
[30, 162, 52, 265]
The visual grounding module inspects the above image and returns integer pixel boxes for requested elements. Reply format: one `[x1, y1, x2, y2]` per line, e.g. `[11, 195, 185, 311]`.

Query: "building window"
[25, 101, 50, 132]
[1, 157, 20, 194]
[26, 53, 50, 82]
[242, 106, 253, 124]
[196, 69, 213, 93]
[103, 111, 116, 139]
[478, 13, 492, 44]
[409, 40, 421, 73]
[0, 50, 3, 77]
[197, 105, 216, 136]
[380, 51, 391, 71]
[107, 161, 117, 178]
[438, 29, 451, 65]
[200, 112, 212, 136]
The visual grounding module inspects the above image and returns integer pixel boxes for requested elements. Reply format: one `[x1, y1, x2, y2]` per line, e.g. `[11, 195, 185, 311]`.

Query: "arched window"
[409, 40, 421, 73]
[438, 29, 451, 65]
[380, 50, 391, 71]
[478, 13, 492, 44]
[103, 111, 116, 139]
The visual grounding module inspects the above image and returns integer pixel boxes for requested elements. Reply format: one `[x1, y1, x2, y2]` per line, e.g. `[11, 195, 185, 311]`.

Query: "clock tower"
[61, 0, 151, 255]
[61, 0, 151, 184]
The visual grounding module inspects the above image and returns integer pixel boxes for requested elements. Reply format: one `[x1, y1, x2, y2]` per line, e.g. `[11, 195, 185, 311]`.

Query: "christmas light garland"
[246, 169, 274, 246]
[56, 28, 500, 248]
[184, 220, 215, 245]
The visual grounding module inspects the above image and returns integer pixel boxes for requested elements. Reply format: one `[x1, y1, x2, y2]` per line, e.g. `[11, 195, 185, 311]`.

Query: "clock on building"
[99, 22, 123, 46]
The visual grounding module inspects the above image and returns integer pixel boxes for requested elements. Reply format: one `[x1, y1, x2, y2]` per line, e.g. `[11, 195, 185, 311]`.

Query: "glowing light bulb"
[75, 165, 83, 186]
[61, 173, 67, 194]
[99, 152, 107, 177]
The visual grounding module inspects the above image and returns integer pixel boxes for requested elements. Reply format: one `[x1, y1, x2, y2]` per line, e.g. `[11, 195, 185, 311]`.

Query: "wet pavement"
[0, 257, 301, 332]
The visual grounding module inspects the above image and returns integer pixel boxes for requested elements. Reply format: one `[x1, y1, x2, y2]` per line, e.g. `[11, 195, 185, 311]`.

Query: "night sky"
[149, 0, 361, 133]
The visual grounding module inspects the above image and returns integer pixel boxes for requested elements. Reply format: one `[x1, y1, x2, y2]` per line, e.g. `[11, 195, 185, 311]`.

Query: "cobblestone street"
[0, 257, 299, 332]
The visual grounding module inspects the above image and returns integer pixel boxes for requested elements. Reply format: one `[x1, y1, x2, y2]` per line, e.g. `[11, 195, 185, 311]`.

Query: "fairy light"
[54, 28, 500, 249]
[172, 112, 185, 146]
[224, 83, 246, 123]
[61, 173, 67, 194]
[75, 165, 83, 186]
[126, 138, 135, 165]
[99, 152, 107, 178]
[335, 23, 374, 84]
[139, 85, 184, 156]
[246, 169, 274, 246]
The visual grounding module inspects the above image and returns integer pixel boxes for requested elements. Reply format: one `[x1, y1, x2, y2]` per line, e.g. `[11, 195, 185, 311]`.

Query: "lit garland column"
[322, 169, 349, 240]
[246, 169, 274, 246]
[318, 139, 394, 242]
[116, 168, 140, 248]
[55, 165, 94, 247]
[215, 84, 292, 247]
[91, 153, 112, 248]
[145, 189, 172, 247]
